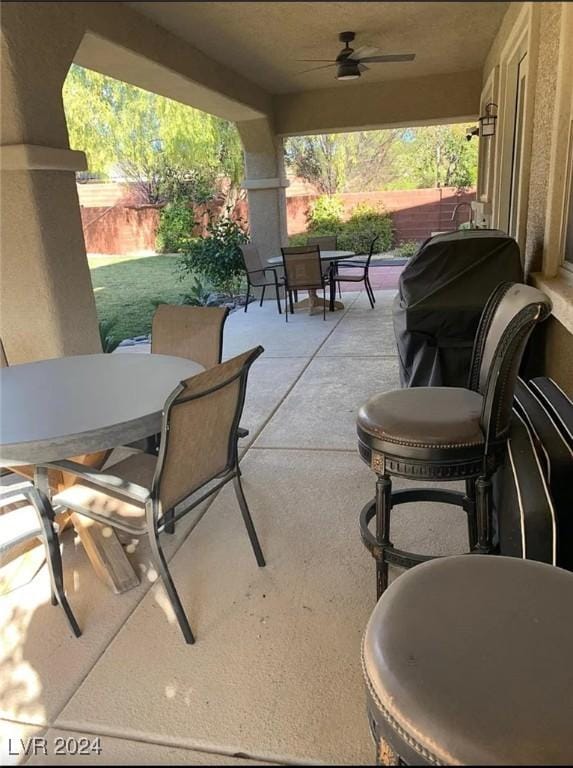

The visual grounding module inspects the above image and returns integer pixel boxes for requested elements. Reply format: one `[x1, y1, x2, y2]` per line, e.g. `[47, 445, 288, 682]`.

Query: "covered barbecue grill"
[393, 229, 523, 388]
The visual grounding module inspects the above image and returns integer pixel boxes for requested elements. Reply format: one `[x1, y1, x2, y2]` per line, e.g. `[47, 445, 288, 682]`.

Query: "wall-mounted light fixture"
[479, 102, 498, 138]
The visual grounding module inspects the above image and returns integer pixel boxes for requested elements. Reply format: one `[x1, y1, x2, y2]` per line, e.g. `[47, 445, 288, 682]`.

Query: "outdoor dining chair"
[357, 282, 551, 597]
[48, 347, 266, 645]
[0, 335, 111, 493]
[281, 244, 330, 322]
[152, 304, 229, 369]
[331, 235, 378, 308]
[240, 244, 283, 315]
[0, 478, 81, 637]
[307, 235, 342, 298]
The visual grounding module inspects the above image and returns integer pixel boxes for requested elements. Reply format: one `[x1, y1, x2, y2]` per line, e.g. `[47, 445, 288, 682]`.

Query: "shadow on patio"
[2, 290, 468, 766]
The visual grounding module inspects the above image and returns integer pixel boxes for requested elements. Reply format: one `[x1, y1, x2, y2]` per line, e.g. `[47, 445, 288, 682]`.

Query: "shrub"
[307, 195, 344, 233]
[98, 318, 120, 353]
[178, 211, 248, 296]
[338, 202, 393, 254]
[181, 274, 214, 306]
[394, 240, 421, 258]
[156, 199, 196, 254]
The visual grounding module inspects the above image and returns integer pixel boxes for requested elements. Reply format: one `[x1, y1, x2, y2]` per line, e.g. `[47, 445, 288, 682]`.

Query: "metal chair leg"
[164, 507, 175, 534]
[244, 282, 250, 313]
[366, 276, 376, 304]
[233, 471, 265, 567]
[35, 490, 81, 637]
[365, 279, 375, 309]
[275, 282, 282, 315]
[375, 474, 392, 599]
[259, 284, 266, 307]
[149, 530, 195, 644]
[464, 478, 478, 550]
[475, 475, 493, 554]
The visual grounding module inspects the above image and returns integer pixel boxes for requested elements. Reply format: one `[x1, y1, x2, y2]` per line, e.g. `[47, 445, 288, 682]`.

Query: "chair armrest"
[42, 460, 151, 504]
[237, 426, 249, 439]
[336, 261, 367, 268]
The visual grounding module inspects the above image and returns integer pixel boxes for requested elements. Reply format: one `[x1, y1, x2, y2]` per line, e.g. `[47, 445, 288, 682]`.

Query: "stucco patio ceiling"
[129, 1, 508, 94]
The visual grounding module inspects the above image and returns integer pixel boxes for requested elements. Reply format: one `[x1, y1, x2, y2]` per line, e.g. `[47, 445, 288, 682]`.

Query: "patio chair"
[281, 245, 330, 322]
[240, 244, 283, 315]
[331, 235, 378, 308]
[362, 555, 573, 765]
[48, 347, 266, 645]
[357, 282, 551, 597]
[0, 336, 110, 491]
[152, 304, 229, 369]
[0, 478, 81, 637]
[307, 235, 342, 298]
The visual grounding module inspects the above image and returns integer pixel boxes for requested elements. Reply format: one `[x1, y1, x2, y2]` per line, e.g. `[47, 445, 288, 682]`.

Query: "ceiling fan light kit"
[296, 30, 416, 81]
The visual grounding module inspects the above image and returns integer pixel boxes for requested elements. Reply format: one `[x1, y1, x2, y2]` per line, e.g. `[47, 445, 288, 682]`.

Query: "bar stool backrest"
[468, 282, 551, 445]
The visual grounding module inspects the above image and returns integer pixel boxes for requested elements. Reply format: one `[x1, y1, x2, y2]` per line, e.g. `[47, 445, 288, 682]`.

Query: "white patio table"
[267, 250, 355, 315]
[0, 353, 203, 592]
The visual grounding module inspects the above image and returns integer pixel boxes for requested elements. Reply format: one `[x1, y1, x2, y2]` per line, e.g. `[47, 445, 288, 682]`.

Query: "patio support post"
[237, 118, 289, 264]
[0, 3, 101, 363]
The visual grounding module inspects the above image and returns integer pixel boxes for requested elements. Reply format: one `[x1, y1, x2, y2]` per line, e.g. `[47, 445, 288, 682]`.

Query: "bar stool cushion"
[357, 388, 485, 465]
[362, 556, 573, 766]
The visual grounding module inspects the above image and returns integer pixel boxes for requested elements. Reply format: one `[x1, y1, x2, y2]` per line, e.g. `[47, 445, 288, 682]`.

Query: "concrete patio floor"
[1, 288, 468, 766]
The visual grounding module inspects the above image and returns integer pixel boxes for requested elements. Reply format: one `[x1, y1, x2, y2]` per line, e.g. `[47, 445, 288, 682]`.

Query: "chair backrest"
[468, 282, 551, 444]
[0, 338, 8, 368]
[363, 235, 379, 269]
[152, 346, 263, 512]
[281, 245, 323, 290]
[307, 235, 337, 252]
[152, 305, 229, 370]
[240, 244, 265, 275]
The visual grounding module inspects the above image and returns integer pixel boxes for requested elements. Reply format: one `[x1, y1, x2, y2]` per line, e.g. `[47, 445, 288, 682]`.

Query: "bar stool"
[361, 555, 573, 765]
[357, 283, 551, 597]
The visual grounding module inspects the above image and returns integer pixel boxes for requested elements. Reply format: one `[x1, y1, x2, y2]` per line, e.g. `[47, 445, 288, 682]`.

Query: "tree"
[284, 134, 349, 194]
[284, 125, 478, 193]
[63, 65, 244, 205]
[390, 125, 478, 189]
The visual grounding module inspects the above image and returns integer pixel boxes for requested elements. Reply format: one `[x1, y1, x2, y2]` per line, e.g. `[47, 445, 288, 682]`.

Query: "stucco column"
[0, 3, 101, 363]
[236, 118, 289, 263]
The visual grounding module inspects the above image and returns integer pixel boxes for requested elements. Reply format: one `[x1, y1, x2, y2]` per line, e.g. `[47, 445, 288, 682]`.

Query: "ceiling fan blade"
[349, 46, 380, 61]
[358, 53, 416, 63]
[357, 63, 369, 72]
[297, 63, 338, 75]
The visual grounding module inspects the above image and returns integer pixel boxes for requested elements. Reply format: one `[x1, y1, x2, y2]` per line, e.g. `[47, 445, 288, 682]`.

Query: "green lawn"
[88, 254, 190, 341]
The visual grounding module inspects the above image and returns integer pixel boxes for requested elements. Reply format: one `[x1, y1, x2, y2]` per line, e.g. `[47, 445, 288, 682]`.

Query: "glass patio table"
[0, 352, 203, 592]
[267, 250, 355, 315]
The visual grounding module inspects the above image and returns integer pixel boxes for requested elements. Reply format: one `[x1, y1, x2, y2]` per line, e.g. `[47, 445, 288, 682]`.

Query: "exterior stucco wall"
[524, 2, 562, 274]
[274, 70, 482, 136]
[482, 2, 573, 394]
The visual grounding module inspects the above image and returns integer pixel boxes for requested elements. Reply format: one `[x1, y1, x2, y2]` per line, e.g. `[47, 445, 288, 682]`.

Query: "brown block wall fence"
[78, 183, 475, 254]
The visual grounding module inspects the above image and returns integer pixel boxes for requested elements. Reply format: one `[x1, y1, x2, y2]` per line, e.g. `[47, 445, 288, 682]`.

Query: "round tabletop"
[267, 250, 355, 265]
[0, 353, 204, 465]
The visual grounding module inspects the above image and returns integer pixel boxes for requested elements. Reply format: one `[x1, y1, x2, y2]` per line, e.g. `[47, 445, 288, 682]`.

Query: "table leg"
[34, 465, 140, 594]
[293, 289, 344, 315]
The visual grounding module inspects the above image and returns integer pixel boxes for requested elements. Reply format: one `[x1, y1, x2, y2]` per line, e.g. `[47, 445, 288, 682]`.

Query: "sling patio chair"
[331, 235, 379, 308]
[307, 235, 342, 298]
[240, 244, 283, 315]
[0, 477, 81, 637]
[152, 304, 229, 369]
[48, 347, 266, 645]
[281, 244, 330, 322]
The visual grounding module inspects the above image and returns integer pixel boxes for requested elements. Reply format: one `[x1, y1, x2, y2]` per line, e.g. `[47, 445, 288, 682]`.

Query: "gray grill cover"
[393, 230, 523, 387]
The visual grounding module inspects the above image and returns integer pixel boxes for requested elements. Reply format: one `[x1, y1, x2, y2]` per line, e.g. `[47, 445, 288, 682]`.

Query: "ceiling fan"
[297, 31, 415, 81]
